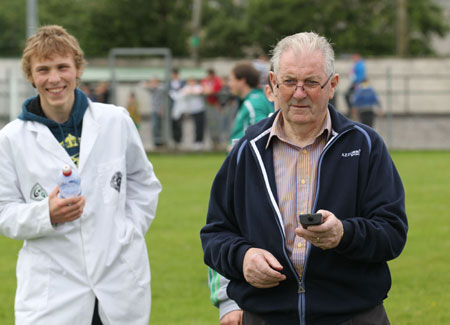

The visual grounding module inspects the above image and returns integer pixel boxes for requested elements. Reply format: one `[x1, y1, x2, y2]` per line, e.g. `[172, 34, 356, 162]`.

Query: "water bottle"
[58, 165, 81, 198]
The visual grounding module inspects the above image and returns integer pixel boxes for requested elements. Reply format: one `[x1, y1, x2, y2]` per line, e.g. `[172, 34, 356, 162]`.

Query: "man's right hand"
[243, 248, 286, 288]
[49, 187, 85, 225]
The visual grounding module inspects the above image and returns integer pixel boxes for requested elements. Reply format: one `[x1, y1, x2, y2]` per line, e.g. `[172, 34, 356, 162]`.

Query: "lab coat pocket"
[97, 157, 126, 205]
[15, 246, 50, 312]
[120, 227, 150, 288]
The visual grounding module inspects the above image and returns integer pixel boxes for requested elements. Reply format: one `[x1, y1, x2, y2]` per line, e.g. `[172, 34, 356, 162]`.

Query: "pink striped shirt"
[266, 111, 331, 276]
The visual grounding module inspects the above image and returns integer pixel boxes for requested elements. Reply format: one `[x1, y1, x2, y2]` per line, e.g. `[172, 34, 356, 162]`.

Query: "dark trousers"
[242, 311, 269, 325]
[345, 83, 357, 117]
[340, 304, 390, 325]
[172, 118, 183, 144]
[359, 110, 375, 128]
[91, 298, 103, 325]
[242, 304, 389, 325]
[192, 111, 205, 143]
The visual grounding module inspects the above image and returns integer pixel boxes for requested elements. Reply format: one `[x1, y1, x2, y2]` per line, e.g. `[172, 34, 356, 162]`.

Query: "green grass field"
[0, 151, 449, 324]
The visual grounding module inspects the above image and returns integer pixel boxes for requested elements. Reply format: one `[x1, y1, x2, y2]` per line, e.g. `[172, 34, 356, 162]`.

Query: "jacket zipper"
[251, 127, 354, 324]
[298, 128, 354, 325]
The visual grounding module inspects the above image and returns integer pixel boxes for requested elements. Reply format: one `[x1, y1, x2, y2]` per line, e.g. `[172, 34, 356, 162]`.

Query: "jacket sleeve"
[201, 141, 253, 280]
[208, 268, 241, 320]
[124, 112, 162, 235]
[0, 133, 54, 240]
[335, 132, 408, 262]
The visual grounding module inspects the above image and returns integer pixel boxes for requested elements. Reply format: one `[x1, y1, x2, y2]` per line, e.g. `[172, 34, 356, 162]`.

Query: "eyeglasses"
[276, 73, 333, 93]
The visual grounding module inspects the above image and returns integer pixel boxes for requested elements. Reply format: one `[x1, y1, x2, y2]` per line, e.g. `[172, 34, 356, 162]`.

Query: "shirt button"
[298, 242, 302, 248]
[302, 149, 307, 154]
[301, 179, 306, 184]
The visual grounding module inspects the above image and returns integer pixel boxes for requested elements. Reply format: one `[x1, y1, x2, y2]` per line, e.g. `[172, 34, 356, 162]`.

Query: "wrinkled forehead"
[278, 48, 325, 75]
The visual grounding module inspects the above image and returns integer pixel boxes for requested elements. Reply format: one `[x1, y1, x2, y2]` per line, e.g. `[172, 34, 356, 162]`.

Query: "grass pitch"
[0, 151, 448, 324]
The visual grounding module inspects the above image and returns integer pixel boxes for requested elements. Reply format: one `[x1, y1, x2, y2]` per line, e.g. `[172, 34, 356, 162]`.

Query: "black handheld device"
[299, 213, 323, 228]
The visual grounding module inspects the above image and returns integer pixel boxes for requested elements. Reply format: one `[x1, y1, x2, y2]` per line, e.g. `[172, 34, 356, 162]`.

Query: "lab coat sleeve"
[124, 114, 162, 235]
[0, 134, 54, 240]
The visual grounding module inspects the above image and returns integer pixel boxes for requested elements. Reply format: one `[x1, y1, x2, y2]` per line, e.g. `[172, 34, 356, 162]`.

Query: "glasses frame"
[276, 73, 334, 93]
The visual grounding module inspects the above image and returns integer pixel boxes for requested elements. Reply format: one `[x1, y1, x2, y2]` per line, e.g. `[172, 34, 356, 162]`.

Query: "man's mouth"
[290, 103, 309, 109]
[47, 86, 65, 94]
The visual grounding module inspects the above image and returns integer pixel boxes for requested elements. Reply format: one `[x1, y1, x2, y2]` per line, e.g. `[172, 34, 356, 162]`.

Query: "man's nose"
[48, 69, 61, 83]
[292, 84, 307, 98]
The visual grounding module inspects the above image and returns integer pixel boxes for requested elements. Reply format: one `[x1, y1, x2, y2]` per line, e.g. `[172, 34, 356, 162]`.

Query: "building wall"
[1, 57, 449, 150]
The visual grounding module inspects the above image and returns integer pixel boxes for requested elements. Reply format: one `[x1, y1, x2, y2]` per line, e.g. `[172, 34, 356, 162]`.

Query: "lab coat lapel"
[28, 122, 72, 164]
[78, 105, 99, 172]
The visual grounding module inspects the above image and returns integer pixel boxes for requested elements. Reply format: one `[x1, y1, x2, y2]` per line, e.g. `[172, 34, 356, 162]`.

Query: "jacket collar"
[244, 104, 355, 146]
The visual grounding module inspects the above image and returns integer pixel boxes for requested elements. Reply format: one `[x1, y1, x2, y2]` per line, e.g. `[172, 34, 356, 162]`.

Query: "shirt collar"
[266, 108, 332, 149]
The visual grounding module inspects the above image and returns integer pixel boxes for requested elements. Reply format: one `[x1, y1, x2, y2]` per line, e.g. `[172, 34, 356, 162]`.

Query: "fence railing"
[335, 69, 450, 115]
[1, 68, 450, 150]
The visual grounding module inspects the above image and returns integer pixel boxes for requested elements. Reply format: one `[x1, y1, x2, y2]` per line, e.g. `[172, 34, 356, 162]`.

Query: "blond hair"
[21, 25, 86, 83]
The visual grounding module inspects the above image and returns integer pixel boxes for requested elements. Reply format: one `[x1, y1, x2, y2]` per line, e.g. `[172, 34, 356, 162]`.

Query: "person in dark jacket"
[351, 78, 383, 128]
[200, 32, 408, 325]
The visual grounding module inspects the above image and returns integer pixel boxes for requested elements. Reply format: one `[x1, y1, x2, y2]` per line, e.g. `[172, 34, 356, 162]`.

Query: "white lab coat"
[0, 101, 161, 324]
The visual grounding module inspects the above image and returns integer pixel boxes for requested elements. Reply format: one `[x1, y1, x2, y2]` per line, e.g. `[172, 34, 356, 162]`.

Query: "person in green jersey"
[227, 62, 274, 152]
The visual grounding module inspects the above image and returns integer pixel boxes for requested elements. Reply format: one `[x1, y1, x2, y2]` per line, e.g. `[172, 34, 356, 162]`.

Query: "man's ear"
[269, 72, 278, 96]
[329, 74, 339, 100]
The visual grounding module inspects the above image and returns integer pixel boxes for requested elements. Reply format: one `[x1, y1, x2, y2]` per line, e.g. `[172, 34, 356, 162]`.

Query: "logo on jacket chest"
[30, 183, 48, 201]
[341, 149, 361, 158]
[110, 171, 122, 192]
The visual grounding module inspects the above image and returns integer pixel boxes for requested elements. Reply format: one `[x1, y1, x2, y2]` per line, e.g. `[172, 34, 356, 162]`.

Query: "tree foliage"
[243, 0, 448, 57]
[0, 0, 447, 58]
[0, 1, 26, 56]
[199, 0, 249, 57]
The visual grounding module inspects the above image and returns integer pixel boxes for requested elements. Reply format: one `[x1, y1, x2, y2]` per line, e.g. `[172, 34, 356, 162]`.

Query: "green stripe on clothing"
[208, 268, 221, 305]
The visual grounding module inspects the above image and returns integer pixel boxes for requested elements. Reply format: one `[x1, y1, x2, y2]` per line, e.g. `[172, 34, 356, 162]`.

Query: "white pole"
[27, 0, 38, 38]
[9, 68, 19, 122]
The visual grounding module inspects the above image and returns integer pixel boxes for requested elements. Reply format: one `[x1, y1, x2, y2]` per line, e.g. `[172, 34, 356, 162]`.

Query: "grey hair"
[270, 32, 335, 77]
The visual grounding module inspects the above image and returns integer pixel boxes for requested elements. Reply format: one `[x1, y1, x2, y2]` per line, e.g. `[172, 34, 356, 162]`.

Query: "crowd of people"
[137, 61, 273, 151]
[82, 51, 384, 151]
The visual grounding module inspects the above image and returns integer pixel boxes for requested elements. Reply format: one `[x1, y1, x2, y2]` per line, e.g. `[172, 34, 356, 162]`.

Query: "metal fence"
[334, 69, 450, 116]
[1, 66, 450, 149]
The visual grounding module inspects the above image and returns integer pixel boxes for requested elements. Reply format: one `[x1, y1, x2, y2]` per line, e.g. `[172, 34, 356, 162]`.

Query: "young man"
[201, 32, 408, 324]
[0, 25, 161, 324]
[227, 62, 274, 151]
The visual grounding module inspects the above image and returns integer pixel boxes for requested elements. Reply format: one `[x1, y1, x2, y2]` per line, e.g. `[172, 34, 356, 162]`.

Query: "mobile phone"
[299, 213, 323, 228]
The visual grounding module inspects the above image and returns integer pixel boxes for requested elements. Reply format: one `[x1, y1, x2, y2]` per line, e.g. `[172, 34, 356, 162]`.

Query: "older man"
[201, 32, 407, 324]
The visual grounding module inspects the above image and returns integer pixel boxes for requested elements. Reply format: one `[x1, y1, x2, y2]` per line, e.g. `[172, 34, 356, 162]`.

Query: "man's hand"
[49, 187, 85, 225]
[220, 310, 243, 325]
[295, 209, 344, 250]
[243, 248, 286, 288]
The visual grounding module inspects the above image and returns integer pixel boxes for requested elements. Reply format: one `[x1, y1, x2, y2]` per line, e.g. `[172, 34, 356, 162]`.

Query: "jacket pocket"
[15, 246, 50, 312]
[96, 157, 126, 205]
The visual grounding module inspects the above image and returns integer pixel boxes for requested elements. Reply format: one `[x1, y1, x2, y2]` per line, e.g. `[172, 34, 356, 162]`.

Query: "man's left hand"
[295, 209, 344, 250]
[220, 310, 243, 325]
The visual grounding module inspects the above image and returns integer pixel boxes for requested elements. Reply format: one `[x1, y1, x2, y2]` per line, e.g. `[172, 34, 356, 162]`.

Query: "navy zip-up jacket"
[201, 105, 408, 324]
